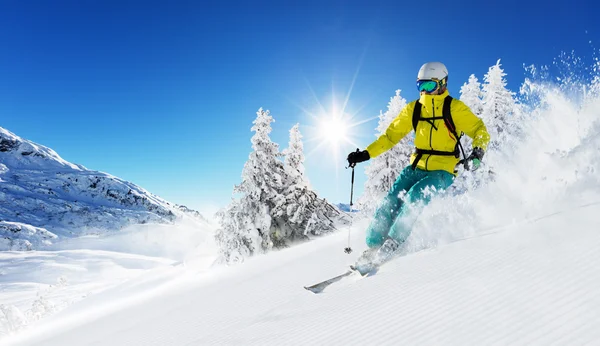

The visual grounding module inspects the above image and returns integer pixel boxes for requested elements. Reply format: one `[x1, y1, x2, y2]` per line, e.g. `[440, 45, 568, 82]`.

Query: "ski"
[304, 264, 380, 294]
[304, 244, 408, 294]
[304, 269, 356, 294]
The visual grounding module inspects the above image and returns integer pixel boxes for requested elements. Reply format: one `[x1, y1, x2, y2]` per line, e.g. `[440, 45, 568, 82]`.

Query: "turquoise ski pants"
[365, 166, 455, 248]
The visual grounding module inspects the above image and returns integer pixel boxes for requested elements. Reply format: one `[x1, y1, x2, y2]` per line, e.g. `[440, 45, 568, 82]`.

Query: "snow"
[3, 205, 600, 345]
[2, 60, 600, 345]
[0, 218, 216, 340]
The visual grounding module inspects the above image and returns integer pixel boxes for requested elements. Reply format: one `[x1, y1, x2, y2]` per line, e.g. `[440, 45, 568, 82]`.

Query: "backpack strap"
[442, 96, 468, 169]
[442, 96, 461, 141]
[411, 148, 459, 170]
[412, 100, 421, 131]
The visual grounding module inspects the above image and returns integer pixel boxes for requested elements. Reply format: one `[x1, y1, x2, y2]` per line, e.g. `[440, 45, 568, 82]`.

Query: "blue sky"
[0, 0, 596, 215]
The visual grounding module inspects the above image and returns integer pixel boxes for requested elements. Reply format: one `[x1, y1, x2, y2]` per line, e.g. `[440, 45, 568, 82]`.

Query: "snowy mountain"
[0, 127, 207, 250]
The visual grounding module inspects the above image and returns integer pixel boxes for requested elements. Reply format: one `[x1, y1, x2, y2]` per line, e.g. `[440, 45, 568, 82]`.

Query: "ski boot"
[351, 238, 401, 275]
[351, 248, 377, 275]
[355, 248, 377, 266]
[373, 238, 400, 266]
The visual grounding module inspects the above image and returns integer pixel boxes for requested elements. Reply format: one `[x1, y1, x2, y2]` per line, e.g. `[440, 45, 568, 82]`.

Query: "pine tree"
[215, 108, 285, 261]
[460, 74, 484, 116]
[282, 123, 307, 188]
[358, 90, 413, 216]
[481, 59, 520, 150]
[214, 199, 249, 264]
[271, 187, 342, 243]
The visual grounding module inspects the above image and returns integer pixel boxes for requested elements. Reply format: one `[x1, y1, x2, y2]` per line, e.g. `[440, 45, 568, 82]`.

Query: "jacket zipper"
[426, 99, 435, 170]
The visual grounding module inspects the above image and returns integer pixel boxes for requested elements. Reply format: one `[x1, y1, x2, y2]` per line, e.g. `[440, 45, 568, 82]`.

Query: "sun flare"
[299, 96, 378, 174]
[319, 116, 348, 145]
[292, 76, 379, 176]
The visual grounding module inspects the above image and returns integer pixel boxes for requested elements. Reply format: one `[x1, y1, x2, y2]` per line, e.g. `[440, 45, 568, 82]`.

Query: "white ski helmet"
[417, 62, 448, 81]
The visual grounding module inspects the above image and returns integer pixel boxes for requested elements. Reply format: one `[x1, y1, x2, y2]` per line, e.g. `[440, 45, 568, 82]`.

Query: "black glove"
[347, 149, 370, 167]
[466, 147, 485, 170]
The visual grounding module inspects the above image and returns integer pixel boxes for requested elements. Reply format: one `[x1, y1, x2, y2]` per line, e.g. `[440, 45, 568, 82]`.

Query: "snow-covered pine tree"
[357, 90, 413, 216]
[460, 74, 484, 116]
[272, 124, 348, 244]
[301, 195, 343, 236]
[271, 187, 343, 242]
[282, 123, 307, 188]
[481, 59, 520, 151]
[215, 108, 285, 261]
[214, 199, 246, 264]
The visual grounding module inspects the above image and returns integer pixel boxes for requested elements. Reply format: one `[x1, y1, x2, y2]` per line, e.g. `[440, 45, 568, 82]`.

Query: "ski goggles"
[416, 79, 441, 93]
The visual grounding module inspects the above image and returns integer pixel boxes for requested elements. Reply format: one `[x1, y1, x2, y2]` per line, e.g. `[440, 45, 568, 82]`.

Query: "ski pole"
[345, 152, 358, 254]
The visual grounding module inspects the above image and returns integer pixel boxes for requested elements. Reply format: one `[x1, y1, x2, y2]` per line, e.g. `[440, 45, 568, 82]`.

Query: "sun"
[296, 92, 378, 174]
[303, 103, 374, 171]
[319, 115, 348, 145]
[289, 73, 379, 176]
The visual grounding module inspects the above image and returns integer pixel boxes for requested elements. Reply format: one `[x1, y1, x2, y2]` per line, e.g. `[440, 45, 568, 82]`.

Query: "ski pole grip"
[347, 148, 360, 168]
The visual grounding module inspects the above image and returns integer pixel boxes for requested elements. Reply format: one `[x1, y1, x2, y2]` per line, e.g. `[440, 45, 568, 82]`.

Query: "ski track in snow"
[2, 204, 600, 346]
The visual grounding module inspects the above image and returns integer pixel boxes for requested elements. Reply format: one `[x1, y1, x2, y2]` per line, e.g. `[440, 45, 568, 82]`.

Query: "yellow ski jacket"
[366, 90, 490, 175]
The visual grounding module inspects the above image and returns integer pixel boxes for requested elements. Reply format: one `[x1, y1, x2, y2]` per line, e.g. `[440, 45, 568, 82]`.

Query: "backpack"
[411, 95, 467, 170]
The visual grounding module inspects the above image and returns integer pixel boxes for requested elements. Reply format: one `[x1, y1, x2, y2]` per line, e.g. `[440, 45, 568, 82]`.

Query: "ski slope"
[3, 203, 600, 345]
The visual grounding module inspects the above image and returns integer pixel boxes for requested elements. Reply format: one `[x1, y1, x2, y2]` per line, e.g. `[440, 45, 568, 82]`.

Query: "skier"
[347, 62, 490, 268]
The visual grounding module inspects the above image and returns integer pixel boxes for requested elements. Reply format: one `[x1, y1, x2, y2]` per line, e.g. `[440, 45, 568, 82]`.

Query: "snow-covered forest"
[215, 110, 350, 263]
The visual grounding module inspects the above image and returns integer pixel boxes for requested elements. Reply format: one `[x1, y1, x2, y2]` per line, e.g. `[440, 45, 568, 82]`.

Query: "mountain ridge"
[0, 126, 206, 250]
